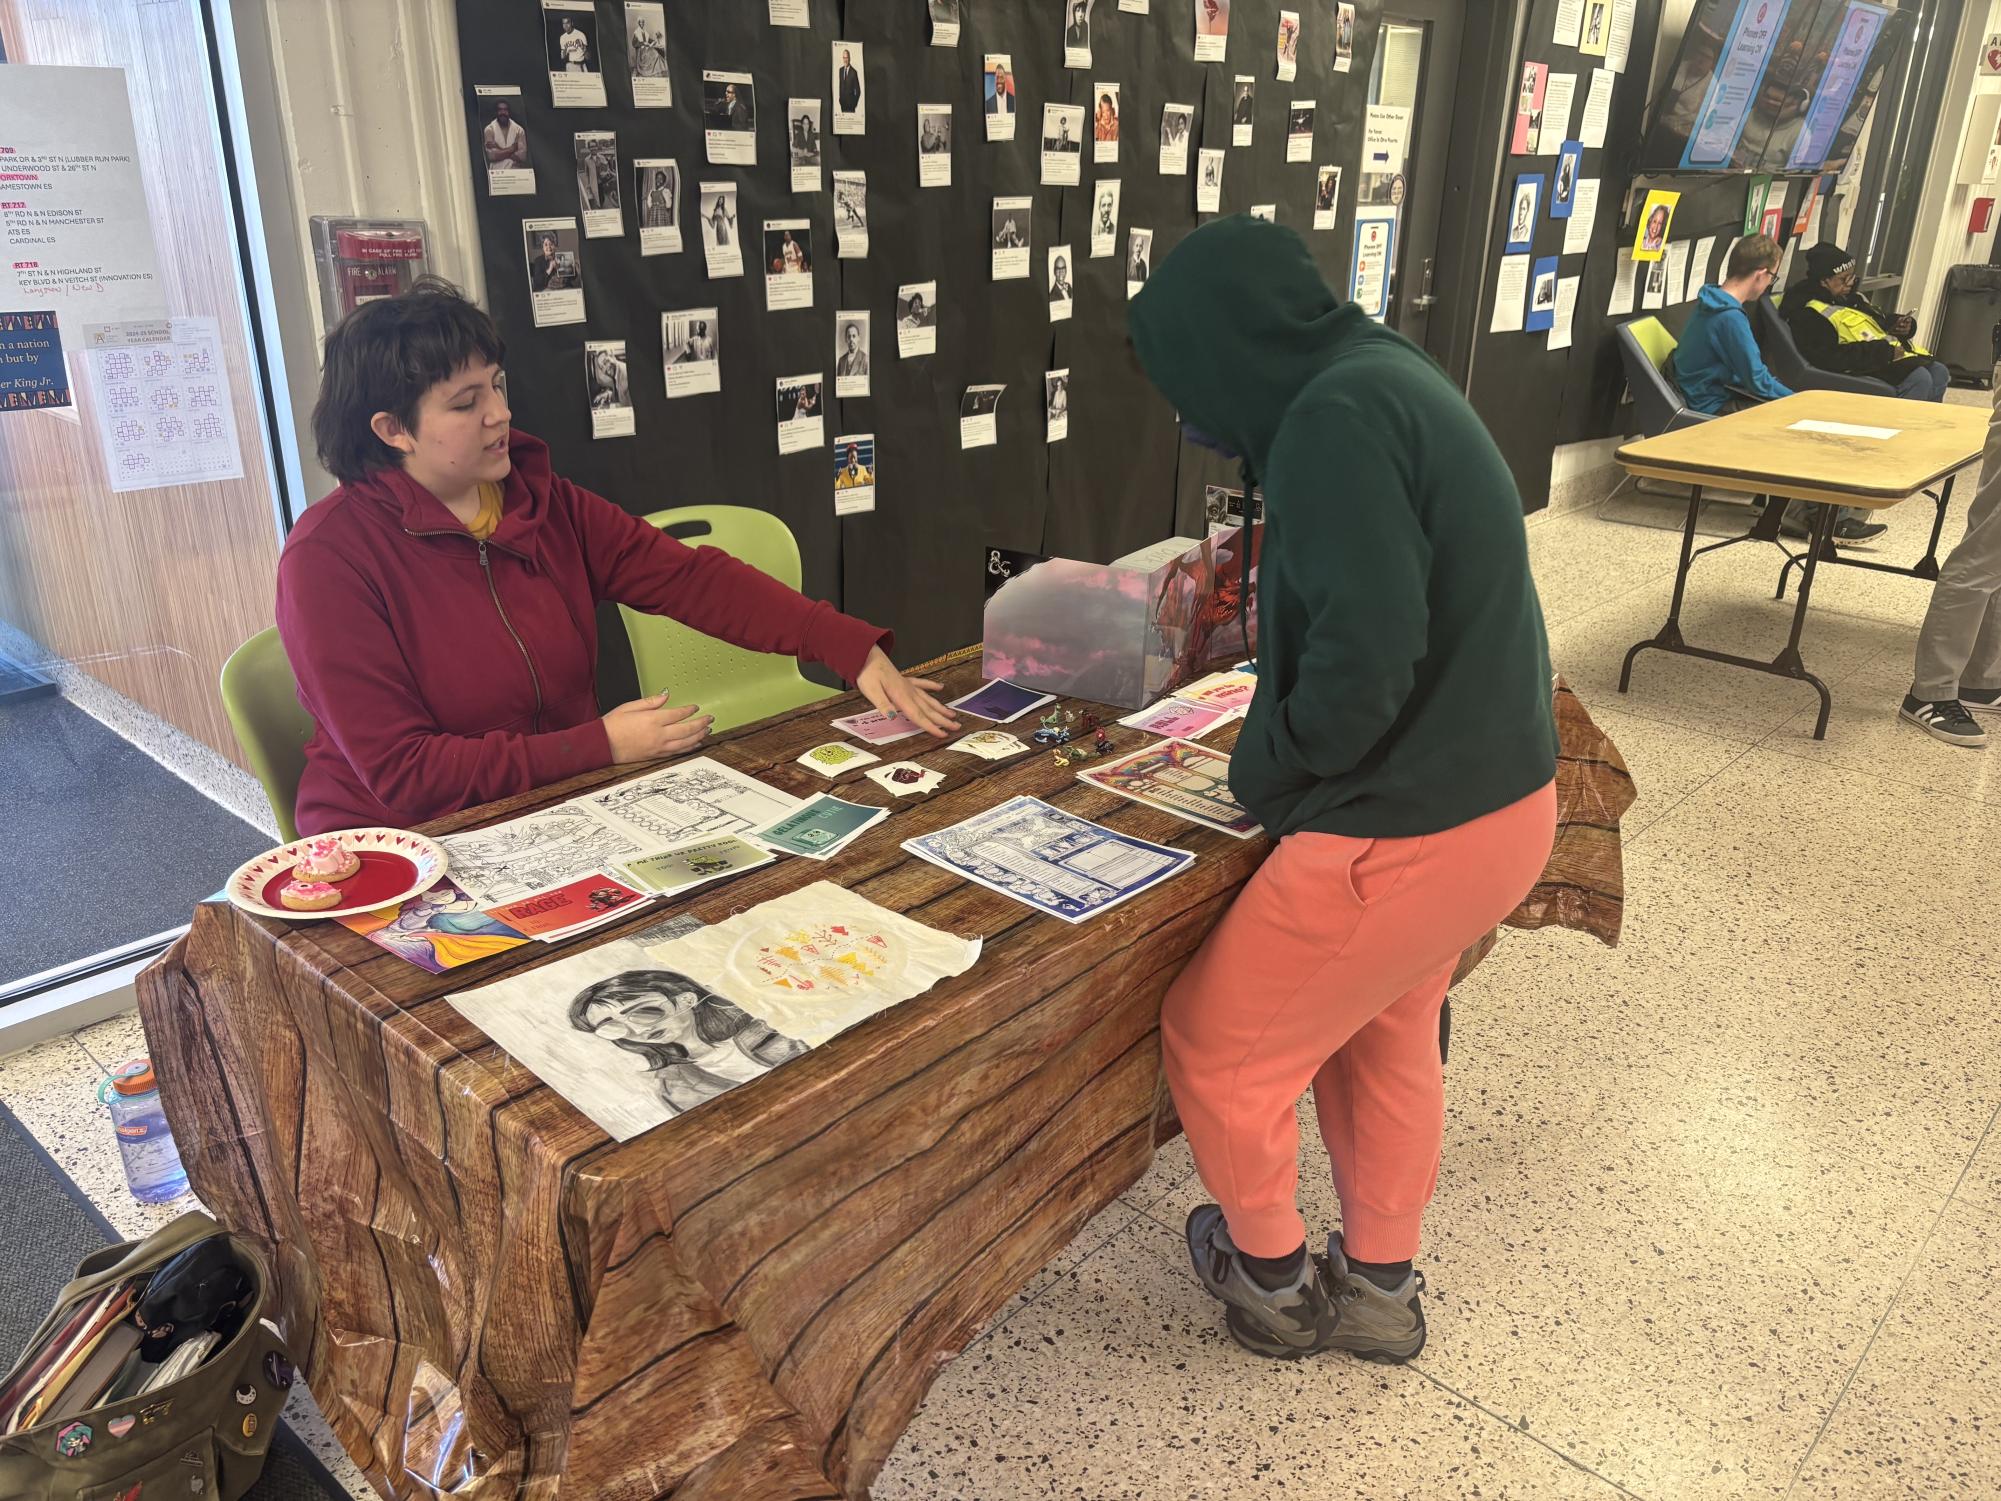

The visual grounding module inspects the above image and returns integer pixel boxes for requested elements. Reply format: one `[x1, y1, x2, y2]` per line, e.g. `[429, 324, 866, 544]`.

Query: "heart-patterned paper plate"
[225, 828, 449, 921]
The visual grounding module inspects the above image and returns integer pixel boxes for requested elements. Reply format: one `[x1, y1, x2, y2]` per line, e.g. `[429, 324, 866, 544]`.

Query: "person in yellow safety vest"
[1781, 242, 1951, 403]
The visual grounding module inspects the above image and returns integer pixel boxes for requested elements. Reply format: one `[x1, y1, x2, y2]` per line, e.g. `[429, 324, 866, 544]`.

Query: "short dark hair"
[313, 276, 504, 485]
[1726, 233, 1780, 283]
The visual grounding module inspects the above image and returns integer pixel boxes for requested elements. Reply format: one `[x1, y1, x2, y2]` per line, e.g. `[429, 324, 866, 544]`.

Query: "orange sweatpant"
[1161, 782, 1557, 1262]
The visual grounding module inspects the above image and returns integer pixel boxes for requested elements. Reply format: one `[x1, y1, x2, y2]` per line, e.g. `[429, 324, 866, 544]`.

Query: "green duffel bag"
[0, 1211, 295, 1501]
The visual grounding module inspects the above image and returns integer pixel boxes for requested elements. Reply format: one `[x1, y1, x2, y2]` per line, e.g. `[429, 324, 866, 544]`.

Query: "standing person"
[279, 280, 955, 835]
[643, 170, 674, 227]
[838, 48, 862, 115]
[1129, 216, 1557, 1362]
[707, 193, 733, 246]
[558, 16, 591, 71]
[1781, 243, 1950, 402]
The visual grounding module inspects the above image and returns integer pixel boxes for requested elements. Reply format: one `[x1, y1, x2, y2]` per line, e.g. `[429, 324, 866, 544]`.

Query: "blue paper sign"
[0, 311, 69, 411]
[1524, 256, 1560, 333]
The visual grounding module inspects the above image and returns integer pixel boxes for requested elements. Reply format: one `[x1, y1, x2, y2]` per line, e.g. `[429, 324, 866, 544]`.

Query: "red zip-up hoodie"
[276, 431, 887, 836]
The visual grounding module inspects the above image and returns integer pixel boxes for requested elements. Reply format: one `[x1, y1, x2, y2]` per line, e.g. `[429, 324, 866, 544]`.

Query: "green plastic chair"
[219, 627, 316, 843]
[620, 505, 840, 734]
[1626, 315, 1678, 374]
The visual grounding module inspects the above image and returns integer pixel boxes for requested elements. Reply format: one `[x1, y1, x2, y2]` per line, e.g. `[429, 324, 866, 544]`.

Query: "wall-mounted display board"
[457, 0, 1383, 691]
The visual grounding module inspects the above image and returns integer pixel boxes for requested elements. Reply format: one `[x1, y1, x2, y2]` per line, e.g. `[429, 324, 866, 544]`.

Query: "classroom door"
[1364, 1, 1464, 351]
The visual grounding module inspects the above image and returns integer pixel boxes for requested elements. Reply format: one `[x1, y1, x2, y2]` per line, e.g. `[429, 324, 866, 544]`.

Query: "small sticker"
[191, 1478, 206, 1496]
[264, 1351, 296, 1389]
[56, 1421, 93, 1457]
[109, 1414, 137, 1439]
[241, 1413, 258, 1439]
[234, 1384, 257, 1405]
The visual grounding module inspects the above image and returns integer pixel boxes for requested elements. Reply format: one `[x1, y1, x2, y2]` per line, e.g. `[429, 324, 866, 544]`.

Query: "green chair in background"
[619, 505, 841, 734]
[219, 627, 315, 842]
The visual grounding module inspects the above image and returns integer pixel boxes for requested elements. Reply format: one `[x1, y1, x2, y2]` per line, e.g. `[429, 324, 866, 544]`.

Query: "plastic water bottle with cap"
[100, 1058, 190, 1204]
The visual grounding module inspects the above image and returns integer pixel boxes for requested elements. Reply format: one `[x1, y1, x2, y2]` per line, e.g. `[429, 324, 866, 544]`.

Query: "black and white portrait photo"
[833, 41, 867, 134]
[1048, 246, 1074, 307]
[662, 307, 721, 396]
[919, 107, 953, 154]
[1045, 369, 1070, 442]
[585, 340, 634, 438]
[698, 181, 742, 277]
[789, 102, 822, 168]
[544, 0, 607, 107]
[636, 159, 679, 253]
[574, 131, 622, 237]
[1126, 227, 1153, 299]
[897, 280, 938, 357]
[703, 70, 757, 165]
[992, 205, 1028, 249]
[625, 1, 670, 106]
[1064, 0, 1094, 67]
[522, 218, 585, 328]
[835, 312, 871, 397]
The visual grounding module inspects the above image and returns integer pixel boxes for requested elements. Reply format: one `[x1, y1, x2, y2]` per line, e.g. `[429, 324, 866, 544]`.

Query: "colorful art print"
[1175, 669, 1259, 712]
[336, 879, 531, 973]
[949, 730, 1031, 760]
[902, 794, 1194, 923]
[484, 872, 647, 938]
[752, 794, 886, 859]
[1117, 699, 1240, 739]
[448, 937, 810, 1140]
[831, 707, 925, 744]
[1078, 738, 1262, 838]
[948, 679, 1056, 723]
[620, 836, 775, 894]
[798, 741, 880, 775]
[866, 761, 946, 796]
[1155, 526, 1260, 684]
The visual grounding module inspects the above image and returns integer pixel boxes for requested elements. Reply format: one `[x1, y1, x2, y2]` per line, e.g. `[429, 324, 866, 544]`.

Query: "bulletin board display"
[457, 0, 1382, 692]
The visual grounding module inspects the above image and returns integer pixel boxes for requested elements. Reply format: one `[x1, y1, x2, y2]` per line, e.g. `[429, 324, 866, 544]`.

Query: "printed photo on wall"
[833, 170, 869, 257]
[897, 281, 938, 357]
[960, 384, 1004, 449]
[775, 372, 825, 454]
[1064, 0, 1094, 68]
[833, 41, 867, 134]
[635, 159, 680, 254]
[1045, 369, 1070, 443]
[1093, 83, 1120, 161]
[918, 104, 953, 186]
[543, 0, 606, 107]
[625, 2, 670, 107]
[477, 88, 534, 196]
[834, 433, 876, 515]
[1314, 164, 1341, 229]
[1633, 187, 1678, 261]
[1091, 179, 1122, 257]
[1277, 11, 1300, 80]
[574, 132, 622, 237]
[1506, 173, 1542, 252]
[834, 310, 871, 397]
[584, 340, 633, 438]
[1126, 227, 1153, 298]
[1231, 76, 1255, 146]
[930, 0, 962, 46]
[1287, 101, 1315, 162]
[985, 54, 1017, 141]
[661, 308, 720, 397]
[1509, 61, 1547, 155]
[1333, 2, 1355, 71]
[787, 99, 823, 192]
[992, 197, 1032, 280]
[522, 217, 585, 326]
[1159, 103, 1193, 174]
[1048, 244, 1075, 320]
[698, 181, 742, 277]
[1553, 140, 1582, 217]
[1041, 103, 1085, 185]
[1524, 256, 1559, 333]
[764, 220, 814, 310]
[1196, 148, 1224, 212]
[1194, 0, 1230, 62]
[703, 70, 757, 165]
[1249, 203, 1275, 221]
[1580, 0, 1611, 56]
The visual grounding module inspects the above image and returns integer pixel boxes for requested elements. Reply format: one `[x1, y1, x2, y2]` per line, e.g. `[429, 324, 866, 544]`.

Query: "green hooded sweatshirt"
[1129, 217, 1556, 839]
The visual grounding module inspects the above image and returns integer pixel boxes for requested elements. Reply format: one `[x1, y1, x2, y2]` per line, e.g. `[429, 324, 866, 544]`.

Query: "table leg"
[1771, 500, 1835, 740]
[1915, 473, 1955, 580]
[1620, 486, 1703, 691]
[1779, 472, 1958, 599]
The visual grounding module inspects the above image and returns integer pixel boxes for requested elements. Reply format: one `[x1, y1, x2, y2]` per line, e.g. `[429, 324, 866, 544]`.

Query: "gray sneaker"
[1185, 1206, 1427, 1364]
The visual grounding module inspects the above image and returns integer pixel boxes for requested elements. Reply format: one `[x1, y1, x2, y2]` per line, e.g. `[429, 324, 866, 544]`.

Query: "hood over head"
[1127, 215, 1368, 478]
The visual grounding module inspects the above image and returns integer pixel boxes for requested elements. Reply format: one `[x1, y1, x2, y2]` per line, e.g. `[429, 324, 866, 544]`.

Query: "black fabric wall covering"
[457, 1, 1382, 700]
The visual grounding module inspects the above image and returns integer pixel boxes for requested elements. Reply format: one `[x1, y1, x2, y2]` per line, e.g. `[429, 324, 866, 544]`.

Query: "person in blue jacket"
[1672, 233, 1885, 544]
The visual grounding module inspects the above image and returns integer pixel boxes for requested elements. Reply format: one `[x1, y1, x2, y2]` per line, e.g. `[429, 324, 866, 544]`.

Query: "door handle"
[1410, 256, 1437, 312]
[1410, 294, 1438, 309]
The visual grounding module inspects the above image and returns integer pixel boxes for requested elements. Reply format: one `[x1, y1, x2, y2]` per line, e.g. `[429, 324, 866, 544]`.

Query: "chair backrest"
[620, 505, 834, 733]
[219, 628, 314, 843]
[1616, 318, 1706, 437]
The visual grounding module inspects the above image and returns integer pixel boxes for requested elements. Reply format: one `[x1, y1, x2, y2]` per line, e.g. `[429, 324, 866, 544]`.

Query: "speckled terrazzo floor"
[6, 481, 1999, 1500]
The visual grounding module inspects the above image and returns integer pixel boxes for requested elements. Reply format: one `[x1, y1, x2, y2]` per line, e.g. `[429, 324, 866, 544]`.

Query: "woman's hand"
[855, 645, 960, 739]
[603, 693, 713, 763]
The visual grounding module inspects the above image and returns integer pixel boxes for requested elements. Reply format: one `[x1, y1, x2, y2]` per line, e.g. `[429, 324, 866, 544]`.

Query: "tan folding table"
[1615, 390, 1989, 738]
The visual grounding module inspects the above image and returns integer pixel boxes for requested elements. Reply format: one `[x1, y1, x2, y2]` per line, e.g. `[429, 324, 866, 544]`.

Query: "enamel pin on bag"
[0, 1211, 294, 1501]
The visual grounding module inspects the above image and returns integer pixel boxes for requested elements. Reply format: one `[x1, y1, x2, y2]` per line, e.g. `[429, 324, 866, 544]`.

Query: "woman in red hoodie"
[277, 281, 955, 836]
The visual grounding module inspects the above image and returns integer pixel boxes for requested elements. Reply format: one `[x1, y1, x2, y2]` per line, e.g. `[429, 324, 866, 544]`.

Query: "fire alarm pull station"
[310, 218, 431, 328]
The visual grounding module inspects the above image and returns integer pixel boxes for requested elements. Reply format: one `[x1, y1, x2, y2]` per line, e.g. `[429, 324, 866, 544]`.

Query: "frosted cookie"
[279, 880, 342, 912]
[291, 836, 361, 883]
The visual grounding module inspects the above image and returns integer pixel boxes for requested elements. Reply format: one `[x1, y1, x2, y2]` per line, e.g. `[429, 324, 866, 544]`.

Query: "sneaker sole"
[1224, 1305, 1428, 1365]
[1898, 708, 1988, 747]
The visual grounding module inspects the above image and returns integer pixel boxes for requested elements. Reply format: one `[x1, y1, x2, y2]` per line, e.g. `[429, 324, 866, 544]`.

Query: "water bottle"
[100, 1059, 190, 1204]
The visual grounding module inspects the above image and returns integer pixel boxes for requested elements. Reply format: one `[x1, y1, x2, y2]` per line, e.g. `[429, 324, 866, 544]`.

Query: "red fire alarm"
[1973, 197, 1996, 234]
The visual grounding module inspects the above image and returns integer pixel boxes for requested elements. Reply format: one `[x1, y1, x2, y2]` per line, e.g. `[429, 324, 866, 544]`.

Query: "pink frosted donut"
[291, 836, 361, 883]
[280, 880, 342, 912]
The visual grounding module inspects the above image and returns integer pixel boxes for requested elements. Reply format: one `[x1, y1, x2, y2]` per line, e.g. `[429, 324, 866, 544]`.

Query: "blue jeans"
[1894, 359, 1952, 402]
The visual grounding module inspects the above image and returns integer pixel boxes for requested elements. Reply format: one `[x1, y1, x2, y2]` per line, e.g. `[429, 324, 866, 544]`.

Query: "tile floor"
[6, 473, 1999, 1500]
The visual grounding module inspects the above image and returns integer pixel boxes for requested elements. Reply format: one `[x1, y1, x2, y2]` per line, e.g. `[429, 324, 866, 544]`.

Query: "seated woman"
[278, 279, 955, 836]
